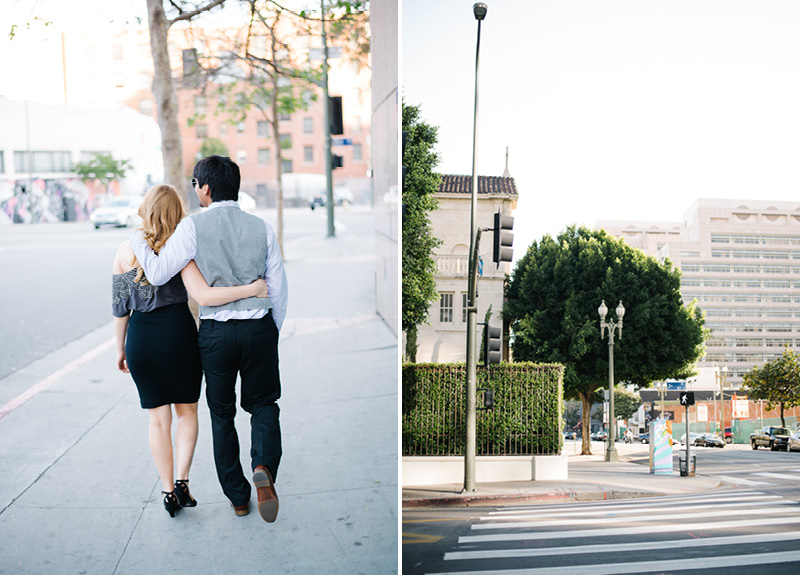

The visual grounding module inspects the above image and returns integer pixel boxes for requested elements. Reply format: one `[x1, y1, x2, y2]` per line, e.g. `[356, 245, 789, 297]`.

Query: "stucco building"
[416, 174, 518, 363]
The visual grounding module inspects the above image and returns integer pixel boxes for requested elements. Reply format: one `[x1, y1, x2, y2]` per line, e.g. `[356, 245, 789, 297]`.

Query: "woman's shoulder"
[113, 241, 136, 274]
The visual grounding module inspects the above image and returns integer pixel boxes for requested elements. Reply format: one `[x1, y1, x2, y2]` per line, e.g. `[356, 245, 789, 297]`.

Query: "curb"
[401, 489, 677, 508]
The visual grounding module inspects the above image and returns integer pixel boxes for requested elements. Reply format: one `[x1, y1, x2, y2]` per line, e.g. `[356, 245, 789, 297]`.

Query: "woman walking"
[112, 184, 268, 517]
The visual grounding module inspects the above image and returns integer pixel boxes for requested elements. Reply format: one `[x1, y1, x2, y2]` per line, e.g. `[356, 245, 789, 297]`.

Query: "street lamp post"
[598, 300, 625, 462]
[714, 364, 727, 437]
[464, 1, 487, 493]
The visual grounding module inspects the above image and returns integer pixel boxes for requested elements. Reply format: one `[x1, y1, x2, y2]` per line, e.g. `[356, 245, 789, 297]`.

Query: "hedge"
[402, 362, 564, 456]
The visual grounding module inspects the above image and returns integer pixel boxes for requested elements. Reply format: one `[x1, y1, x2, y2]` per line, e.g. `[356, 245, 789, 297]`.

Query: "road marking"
[403, 532, 443, 545]
[430, 550, 800, 575]
[754, 471, 800, 480]
[458, 515, 800, 543]
[471, 506, 796, 530]
[0, 337, 116, 420]
[480, 498, 788, 522]
[444, 531, 800, 561]
[714, 474, 771, 486]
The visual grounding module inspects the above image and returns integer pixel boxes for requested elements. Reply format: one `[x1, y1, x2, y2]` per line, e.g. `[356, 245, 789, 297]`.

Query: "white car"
[90, 196, 143, 229]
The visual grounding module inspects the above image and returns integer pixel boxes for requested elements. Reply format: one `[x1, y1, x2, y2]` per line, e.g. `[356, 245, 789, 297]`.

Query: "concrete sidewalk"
[0, 209, 398, 574]
[403, 450, 724, 508]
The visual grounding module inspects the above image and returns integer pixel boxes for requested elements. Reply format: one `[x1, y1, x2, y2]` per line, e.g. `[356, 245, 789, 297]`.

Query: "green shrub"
[402, 362, 564, 456]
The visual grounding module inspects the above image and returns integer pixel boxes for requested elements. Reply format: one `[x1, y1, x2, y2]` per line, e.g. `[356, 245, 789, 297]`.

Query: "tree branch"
[168, 0, 228, 25]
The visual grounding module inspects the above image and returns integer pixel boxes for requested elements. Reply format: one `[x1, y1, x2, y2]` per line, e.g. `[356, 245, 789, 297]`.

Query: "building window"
[353, 143, 362, 162]
[351, 115, 362, 133]
[303, 117, 313, 134]
[279, 134, 292, 149]
[236, 122, 246, 134]
[439, 293, 454, 323]
[236, 149, 247, 164]
[257, 121, 269, 138]
[196, 124, 208, 139]
[0, 151, 4, 173]
[14, 151, 71, 173]
[279, 112, 291, 122]
[220, 123, 228, 138]
[194, 96, 207, 114]
[282, 158, 293, 173]
[258, 148, 271, 165]
[304, 146, 314, 163]
[462, 293, 468, 323]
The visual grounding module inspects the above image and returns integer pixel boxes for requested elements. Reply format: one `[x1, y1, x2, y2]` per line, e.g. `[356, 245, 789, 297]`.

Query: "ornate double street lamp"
[464, 1, 488, 493]
[598, 300, 625, 462]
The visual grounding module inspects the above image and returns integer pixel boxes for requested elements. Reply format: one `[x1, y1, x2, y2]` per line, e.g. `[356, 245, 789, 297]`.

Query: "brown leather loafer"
[253, 465, 279, 523]
[231, 501, 250, 516]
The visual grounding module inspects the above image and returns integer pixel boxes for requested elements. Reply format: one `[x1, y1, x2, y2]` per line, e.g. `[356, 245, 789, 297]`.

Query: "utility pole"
[321, 0, 335, 237]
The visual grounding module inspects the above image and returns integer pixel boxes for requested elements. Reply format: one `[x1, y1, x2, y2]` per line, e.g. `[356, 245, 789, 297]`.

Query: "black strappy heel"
[163, 490, 180, 517]
[174, 479, 197, 508]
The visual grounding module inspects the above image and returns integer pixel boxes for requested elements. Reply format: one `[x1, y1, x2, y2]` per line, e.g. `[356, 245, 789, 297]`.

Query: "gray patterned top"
[112, 269, 188, 317]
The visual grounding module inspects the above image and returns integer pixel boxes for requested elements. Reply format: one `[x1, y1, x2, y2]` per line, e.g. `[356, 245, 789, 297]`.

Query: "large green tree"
[506, 226, 707, 455]
[72, 153, 132, 195]
[401, 101, 442, 362]
[742, 348, 800, 427]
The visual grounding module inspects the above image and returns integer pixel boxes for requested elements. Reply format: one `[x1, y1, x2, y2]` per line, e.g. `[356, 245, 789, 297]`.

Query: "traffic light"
[329, 96, 343, 135]
[493, 211, 514, 266]
[332, 154, 344, 169]
[483, 324, 502, 365]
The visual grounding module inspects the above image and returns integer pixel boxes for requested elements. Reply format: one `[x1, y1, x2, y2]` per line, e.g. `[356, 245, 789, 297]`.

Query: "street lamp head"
[473, 2, 488, 20]
[616, 301, 625, 320]
[598, 300, 608, 321]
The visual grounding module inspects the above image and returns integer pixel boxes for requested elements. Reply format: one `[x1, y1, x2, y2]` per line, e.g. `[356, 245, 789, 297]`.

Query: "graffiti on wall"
[0, 178, 117, 224]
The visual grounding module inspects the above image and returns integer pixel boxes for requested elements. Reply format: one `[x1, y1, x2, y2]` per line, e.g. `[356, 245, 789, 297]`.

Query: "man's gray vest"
[190, 205, 272, 317]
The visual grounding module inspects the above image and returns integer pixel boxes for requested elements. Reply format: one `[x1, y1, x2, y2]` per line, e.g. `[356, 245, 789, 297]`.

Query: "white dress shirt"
[130, 201, 287, 331]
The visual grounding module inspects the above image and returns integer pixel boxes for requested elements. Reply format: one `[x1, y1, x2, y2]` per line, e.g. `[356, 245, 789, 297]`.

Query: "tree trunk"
[147, 0, 187, 205]
[267, 23, 284, 257]
[579, 391, 593, 455]
[780, 402, 786, 427]
[405, 325, 418, 363]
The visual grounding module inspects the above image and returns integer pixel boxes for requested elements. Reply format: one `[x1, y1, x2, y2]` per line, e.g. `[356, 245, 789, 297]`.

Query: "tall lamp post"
[599, 300, 625, 462]
[464, 1, 487, 493]
[714, 365, 728, 437]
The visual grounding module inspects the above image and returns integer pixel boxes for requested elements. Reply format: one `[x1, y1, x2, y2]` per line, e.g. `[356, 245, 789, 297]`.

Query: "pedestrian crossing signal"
[680, 391, 695, 406]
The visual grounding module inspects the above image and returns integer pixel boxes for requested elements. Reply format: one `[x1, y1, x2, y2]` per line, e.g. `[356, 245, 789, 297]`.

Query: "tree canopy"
[506, 226, 707, 453]
[72, 153, 132, 192]
[401, 101, 442, 361]
[742, 348, 800, 427]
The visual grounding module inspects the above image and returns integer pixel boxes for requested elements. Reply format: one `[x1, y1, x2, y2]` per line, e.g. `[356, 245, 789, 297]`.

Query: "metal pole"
[464, 3, 486, 493]
[321, 0, 335, 237]
[685, 403, 691, 475]
[605, 336, 618, 461]
[717, 372, 724, 435]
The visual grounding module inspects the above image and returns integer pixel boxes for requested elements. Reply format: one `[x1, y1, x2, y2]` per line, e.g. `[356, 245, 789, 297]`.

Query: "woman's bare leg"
[148, 405, 174, 493]
[174, 402, 199, 481]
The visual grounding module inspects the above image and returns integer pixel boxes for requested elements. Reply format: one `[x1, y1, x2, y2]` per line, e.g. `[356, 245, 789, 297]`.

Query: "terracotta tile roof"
[438, 174, 518, 196]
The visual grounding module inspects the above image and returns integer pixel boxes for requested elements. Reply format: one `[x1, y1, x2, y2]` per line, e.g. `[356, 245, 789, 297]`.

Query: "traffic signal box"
[493, 212, 514, 266]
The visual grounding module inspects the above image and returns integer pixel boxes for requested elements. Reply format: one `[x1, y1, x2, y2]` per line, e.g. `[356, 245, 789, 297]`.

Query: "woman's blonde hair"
[132, 184, 186, 283]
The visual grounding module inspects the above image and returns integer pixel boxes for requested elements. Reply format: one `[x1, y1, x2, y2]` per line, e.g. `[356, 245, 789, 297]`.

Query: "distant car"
[724, 427, 734, 444]
[90, 196, 142, 229]
[309, 187, 353, 210]
[789, 430, 800, 452]
[564, 431, 575, 440]
[694, 432, 725, 448]
[679, 432, 702, 446]
[750, 426, 792, 451]
[638, 433, 650, 444]
[595, 430, 608, 441]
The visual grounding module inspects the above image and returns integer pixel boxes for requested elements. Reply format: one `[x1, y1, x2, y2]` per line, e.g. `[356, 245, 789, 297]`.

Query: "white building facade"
[599, 198, 800, 388]
[416, 175, 518, 363]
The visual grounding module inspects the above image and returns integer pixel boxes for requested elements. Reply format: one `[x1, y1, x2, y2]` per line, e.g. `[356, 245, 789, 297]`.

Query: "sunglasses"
[191, 177, 201, 188]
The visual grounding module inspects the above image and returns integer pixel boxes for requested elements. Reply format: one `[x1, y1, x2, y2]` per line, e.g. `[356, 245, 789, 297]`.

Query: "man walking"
[131, 155, 287, 522]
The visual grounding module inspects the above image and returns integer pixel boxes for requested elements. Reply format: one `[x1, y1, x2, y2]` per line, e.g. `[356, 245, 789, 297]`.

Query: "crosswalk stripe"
[714, 474, 771, 485]
[471, 505, 797, 530]
[429, 550, 800, 575]
[444, 530, 800, 561]
[488, 492, 778, 516]
[458, 515, 800, 544]
[482, 498, 786, 521]
[754, 471, 800, 480]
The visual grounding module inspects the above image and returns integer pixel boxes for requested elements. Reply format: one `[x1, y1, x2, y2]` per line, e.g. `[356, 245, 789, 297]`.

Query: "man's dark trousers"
[198, 313, 282, 507]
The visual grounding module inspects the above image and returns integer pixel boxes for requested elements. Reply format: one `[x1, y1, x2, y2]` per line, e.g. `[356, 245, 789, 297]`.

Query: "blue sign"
[666, 380, 685, 390]
[478, 257, 483, 277]
[332, 138, 352, 146]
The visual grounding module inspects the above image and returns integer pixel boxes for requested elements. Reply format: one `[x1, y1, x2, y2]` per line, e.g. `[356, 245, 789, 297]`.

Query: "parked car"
[789, 430, 800, 452]
[309, 187, 354, 210]
[750, 426, 793, 451]
[638, 432, 649, 444]
[90, 196, 142, 229]
[595, 430, 608, 441]
[564, 431, 575, 440]
[724, 427, 734, 444]
[694, 432, 725, 448]
[679, 432, 702, 446]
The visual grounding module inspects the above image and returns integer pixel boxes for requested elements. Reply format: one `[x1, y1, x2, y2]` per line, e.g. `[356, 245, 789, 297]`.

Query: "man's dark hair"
[193, 155, 240, 202]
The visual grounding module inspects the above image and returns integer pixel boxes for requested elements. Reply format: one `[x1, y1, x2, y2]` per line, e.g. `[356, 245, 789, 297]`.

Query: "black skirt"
[126, 302, 202, 409]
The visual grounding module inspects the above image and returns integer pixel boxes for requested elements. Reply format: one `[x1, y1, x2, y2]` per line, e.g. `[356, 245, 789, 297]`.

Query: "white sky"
[402, 0, 800, 261]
